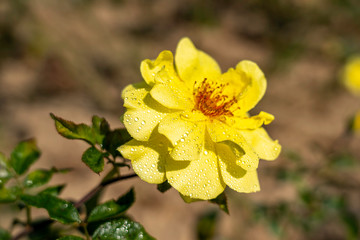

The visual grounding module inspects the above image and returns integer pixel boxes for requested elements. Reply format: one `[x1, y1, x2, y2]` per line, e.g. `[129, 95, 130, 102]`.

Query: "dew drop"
[151, 164, 156, 168]
[134, 117, 139, 122]
[204, 150, 208, 155]
[141, 120, 146, 125]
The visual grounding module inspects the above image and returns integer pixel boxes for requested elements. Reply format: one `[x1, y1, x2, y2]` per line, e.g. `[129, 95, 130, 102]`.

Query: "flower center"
[193, 78, 238, 117]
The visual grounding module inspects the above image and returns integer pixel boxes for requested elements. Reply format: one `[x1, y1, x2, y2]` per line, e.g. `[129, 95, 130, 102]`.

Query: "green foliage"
[21, 193, 81, 224]
[0, 152, 12, 186]
[209, 192, 229, 214]
[9, 139, 41, 175]
[179, 192, 229, 214]
[39, 185, 66, 196]
[50, 113, 100, 145]
[0, 186, 19, 203]
[103, 129, 132, 158]
[196, 210, 218, 240]
[0, 115, 157, 239]
[28, 219, 62, 240]
[88, 188, 135, 222]
[92, 218, 155, 240]
[51, 114, 132, 174]
[57, 236, 84, 240]
[0, 227, 11, 240]
[156, 180, 172, 193]
[82, 147, 105, 174]
[23, 168, 64, 188]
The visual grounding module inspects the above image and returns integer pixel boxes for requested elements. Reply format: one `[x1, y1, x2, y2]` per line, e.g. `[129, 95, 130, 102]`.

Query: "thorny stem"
[74, 173, 138, 208]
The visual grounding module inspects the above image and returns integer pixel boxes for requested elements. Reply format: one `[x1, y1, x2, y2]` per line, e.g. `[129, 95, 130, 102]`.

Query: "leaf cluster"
[0, 114, 154, 240]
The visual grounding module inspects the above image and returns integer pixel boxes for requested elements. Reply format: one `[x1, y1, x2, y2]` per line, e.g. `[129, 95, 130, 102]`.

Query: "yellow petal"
[122, 86, 174, 141]
[235, 60, 266, 112]
[140, 50, 175, 86]
[150, 71, 193, 110]
[207, 120, 259, 170]
[121, 81, 149, 101]
[217, 142, 260, 193]
[118, 131, 169, 184]
[230, 111, 274, 130]
[241, 128, 281, 161]
[219, 67, 250, 99]
[175, 37, 221, 88]
[158, 113, 206, 161]
[166, 134, 226, 200]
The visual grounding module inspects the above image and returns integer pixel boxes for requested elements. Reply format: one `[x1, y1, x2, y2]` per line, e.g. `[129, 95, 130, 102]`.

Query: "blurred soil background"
[1, 0, 360, 239]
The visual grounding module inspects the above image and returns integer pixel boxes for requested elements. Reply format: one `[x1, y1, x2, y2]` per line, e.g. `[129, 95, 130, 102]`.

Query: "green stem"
[26, 205, 31, 225]
[82, 223, 90, 240]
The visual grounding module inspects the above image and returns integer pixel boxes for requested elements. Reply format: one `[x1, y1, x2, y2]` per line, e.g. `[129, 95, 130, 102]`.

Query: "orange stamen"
[193, 78, 238, 118]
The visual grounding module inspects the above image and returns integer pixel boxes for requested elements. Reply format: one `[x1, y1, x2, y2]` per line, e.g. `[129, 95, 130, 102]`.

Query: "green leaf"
[103, 129, 132, 158]
[0, 227, 11, 240]
[23, 169, 54, 188]
[92, 116, 110, 135]
[50, 113, 98, 145]
[92, 116, 109, 144]
[0, 153, 12, 186]
[9, 139, 41, 175]
[0, 186, 19, 203]
[196, 210, 218, 240]
[87, 200, 125, 223]
[341, 210, 359, 239]
[157, 181, 172, 193]
[85, 191, 102, 217]
[28, 219, 62, 240]
[209, 192, 229, 214]
[92, 218, 155, 240]
[82, 147, 105, 174]
[88, 188, 135, 223]
[20, 193, 81, 224]
[39, 185, 66, 196]
[57, 236, 84, 240]
[116, 188, 135, 207]
[180, 193, 201, 203]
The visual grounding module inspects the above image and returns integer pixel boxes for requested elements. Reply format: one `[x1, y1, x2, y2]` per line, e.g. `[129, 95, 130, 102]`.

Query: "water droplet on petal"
[141, 120, 146, 125]
[134, 117, 139, 122]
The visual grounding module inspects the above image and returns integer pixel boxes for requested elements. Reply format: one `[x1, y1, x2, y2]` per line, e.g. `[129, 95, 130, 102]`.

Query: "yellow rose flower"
[118, 38, 281, 200]
[342, 56, 360, 96]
